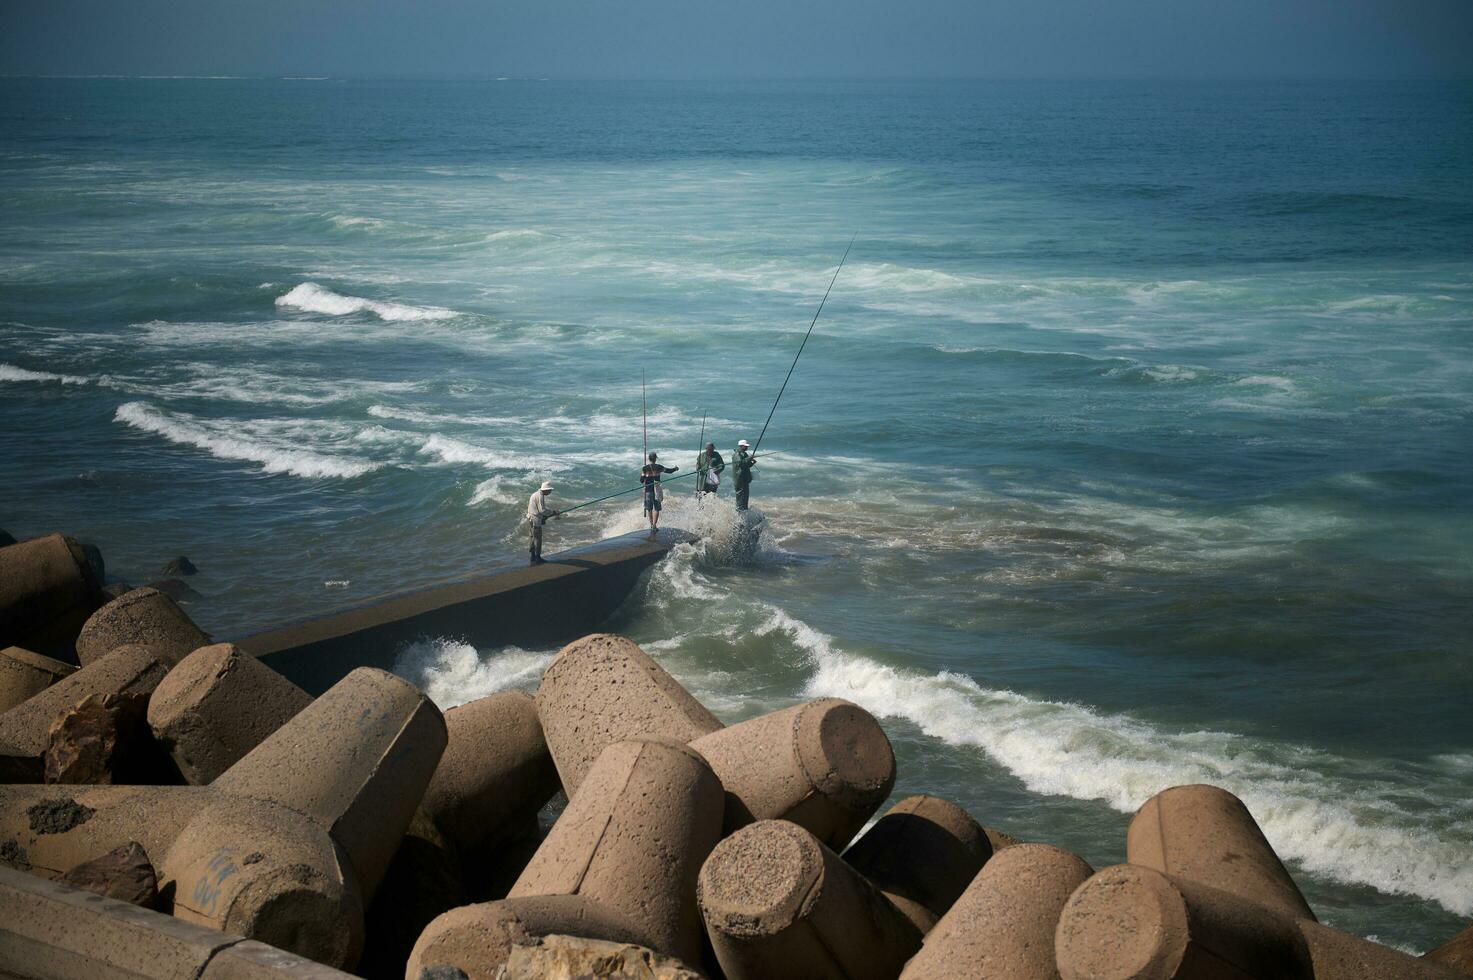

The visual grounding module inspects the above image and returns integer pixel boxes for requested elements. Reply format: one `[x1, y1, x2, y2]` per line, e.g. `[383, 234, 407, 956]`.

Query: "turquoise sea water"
[2, 78, 1470, 949]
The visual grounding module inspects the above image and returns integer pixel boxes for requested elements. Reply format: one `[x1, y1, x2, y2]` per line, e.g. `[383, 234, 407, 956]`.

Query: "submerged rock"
[161, 555, 199, 576]
[146, 578, 202, 602]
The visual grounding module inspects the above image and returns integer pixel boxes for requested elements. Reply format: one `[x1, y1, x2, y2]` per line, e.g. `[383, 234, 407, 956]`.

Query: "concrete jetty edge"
[234, 529, 694, 694]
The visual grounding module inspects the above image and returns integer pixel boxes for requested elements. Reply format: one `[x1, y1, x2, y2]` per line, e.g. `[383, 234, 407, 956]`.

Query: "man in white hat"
[732, 439, 756, 511]
[526, 481, 560, 563]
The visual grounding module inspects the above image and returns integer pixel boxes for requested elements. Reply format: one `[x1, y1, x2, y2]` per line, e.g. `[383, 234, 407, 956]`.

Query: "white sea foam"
[114, 401, 379, 479]
[752, 608, 1473, 915]
[419, 433, 572, 474]
[391, 638, 554, 708]
[469, 475, 518, 506]
[0, 363, 89, 385]
[275, 282, 457, 322]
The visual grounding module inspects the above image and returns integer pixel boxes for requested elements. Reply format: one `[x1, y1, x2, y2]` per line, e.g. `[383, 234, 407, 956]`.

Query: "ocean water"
[2, 78, 1471, 949]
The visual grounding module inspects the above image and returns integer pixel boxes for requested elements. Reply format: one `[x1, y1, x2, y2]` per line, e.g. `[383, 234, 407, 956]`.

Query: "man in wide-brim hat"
[526, 481, 560, 563]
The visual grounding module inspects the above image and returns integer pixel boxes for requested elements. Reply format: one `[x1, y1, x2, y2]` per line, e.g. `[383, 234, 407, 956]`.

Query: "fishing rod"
[556, 450, 792, 517]
[641, 369, 648, 467]
[752, 234, 855, 453]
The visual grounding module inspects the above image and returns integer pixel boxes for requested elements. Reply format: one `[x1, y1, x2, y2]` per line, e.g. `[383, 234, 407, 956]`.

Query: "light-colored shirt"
[526, 490, 551, 524]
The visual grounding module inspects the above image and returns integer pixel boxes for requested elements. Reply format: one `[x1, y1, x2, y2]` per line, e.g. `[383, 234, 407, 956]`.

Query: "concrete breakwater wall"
[235, 528, 692, 694]
[3, 528, 1472, 979]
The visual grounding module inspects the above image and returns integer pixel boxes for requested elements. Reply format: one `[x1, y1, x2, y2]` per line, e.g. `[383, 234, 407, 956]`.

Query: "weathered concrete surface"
[691, 698, 895, 851]
[0, 644, 168, 781]
[75, 586, 211, 668]
[1426, 923, 1473, 975]
[509, 738, 724, 967]
[0, 863, 355, 978]
[421, 689, 559, 867]
[536, 633, 722, 799]
[698, 819, 922, 980]
[408, 894, 656, 980]
[212, 667, 446, 901]
[899, 842, 1091, 980]
[147, 643, 311, 785]
[237, 529, 693, 695]
[501, 934, 704, 980]
[1128, 783, 1316, 921]
[0, 533, 103, 661]
[1055, 864, 1466, 980]
[843, 794, 991, 935]
[0, 669, 445, 970]
[0, 646, 75, 713]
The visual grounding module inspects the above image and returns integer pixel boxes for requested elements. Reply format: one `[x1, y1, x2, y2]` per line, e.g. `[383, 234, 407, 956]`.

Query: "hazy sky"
[3, 0, 1470, 79]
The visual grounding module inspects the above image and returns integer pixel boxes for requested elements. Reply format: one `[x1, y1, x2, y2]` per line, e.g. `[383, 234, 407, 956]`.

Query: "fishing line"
[753, 234, 855, 453]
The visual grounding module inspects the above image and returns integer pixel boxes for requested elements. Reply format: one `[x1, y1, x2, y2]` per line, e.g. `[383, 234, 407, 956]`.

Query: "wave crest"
[275, 282, 457, 322]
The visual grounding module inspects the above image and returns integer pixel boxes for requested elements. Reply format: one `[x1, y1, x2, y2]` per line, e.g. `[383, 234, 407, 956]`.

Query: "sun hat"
[737, 439, 750, 448]
[539, 481, 554, 492]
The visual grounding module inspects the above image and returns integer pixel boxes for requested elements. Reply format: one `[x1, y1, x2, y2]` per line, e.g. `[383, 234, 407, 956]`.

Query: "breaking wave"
[113, 401, 379, 479]
[0, 363, 89, 385]
[275, 282, 457, 322]
[391, 638, 554, 708]
[754, 609, 1473, 916]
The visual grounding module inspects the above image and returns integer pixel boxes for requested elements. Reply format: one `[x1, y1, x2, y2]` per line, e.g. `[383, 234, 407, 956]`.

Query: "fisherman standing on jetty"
[640, 452, 679, 534]
[732, 439, 756, 510]
[525, 481, 560, 563]
[696, 441, 724, 499]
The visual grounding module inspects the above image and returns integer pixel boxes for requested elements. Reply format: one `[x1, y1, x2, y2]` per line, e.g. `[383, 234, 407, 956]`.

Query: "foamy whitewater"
[2, 77, 1470, 949]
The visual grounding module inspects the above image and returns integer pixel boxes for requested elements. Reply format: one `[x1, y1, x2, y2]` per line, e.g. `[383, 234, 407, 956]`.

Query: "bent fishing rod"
[752, 234, 855, 453]
[555, 450, 791, 517]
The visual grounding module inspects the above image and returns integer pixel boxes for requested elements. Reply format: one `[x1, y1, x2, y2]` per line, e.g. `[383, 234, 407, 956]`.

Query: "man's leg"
[736, 485, 748, 510]
[530, 522, 542, 562]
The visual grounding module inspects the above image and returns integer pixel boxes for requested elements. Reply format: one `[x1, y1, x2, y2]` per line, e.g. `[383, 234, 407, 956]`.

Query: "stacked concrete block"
[147, 643, 312, 785]
[75, 586, 212, 667]
[1427, 924, 1473, 975]
[844, 794, 991, 934]
[698, 818, 923, 980]
[0, 862, 355, 979]
[410, 736, 724, 977]
[420, 688, 561, 865]
[534, 633, 723, 796]
[899, 843, 1092, 979]
[407, 894, 654, 978]
[0, 643, 170, 781]
[0, 667, 446, 969]
[500, 934, 704, 980]
[691, 697, 896, 849]
[0, 645, 76, 712]
[0, 532, 104, 660]
[1055, 864, 1466, 980]
[1127, 784, 1316, 921]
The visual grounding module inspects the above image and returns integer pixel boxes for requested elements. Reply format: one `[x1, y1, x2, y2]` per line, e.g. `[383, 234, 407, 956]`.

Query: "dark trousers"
[736, 484, 749, 510]
[528, 521, 543, 559]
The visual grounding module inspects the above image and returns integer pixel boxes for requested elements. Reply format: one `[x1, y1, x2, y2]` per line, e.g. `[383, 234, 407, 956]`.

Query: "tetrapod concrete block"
[534, 634, 722, 798]
[500, 934, 704, 980]
[75, 586, 211, 667]
[0, 668, 446, 970]
[691, 698, 896, 850]
[899, 842, 1092, 980]
[0, 643, 168, 781]
[1, 644, 76, 713]
[421, 689, 560, 866]
[147, 643, 311, 785]
[0, 862, 356, 979]
[1427, 923, 1473, 975]
[408, 894, 655, 980]
[1054, 864, 1467, 980]
[0, 532, 103, 660]
[212, 666, 446, 901]
[698, 818, 923, 980]
[844, 794, 991, 934]
[1128, 784, 1315, 921]
[508, 737, 723, 967]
